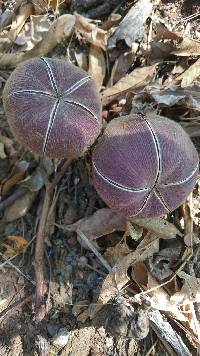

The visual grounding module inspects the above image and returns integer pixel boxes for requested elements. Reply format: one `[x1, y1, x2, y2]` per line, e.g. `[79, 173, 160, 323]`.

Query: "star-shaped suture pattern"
[7, 57, 99, 156]
[93, 116, 199, 216]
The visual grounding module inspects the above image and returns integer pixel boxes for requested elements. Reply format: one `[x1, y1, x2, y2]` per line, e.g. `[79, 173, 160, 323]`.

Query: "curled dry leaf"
[8, 2, 33, 42]
[88, 45, 106, 90]
[0, 0, 24, 30]
[130, 217, 183, 239]
[102, 64, 157, 105]
[108, 51, 135, 86]
[150, 85, 200, 111]
[1, 235, 28, 257]
[172, 37, 200, 56]
[0, 14, 75, 68]
[15, 14, 51, 50]
[74, 50, 88, 71]
[176, 58, 200, 88]
[152, 22, 182, 42]
[63, 208, 126, 240]
[75, 13, 107, 50]
[1, 160, 29, 197]
[108, 0, 153, 49]
[90, 231, 160, 316]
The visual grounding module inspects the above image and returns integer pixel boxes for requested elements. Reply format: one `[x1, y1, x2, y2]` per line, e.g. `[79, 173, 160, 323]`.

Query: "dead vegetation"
[0, 0, 200, 355]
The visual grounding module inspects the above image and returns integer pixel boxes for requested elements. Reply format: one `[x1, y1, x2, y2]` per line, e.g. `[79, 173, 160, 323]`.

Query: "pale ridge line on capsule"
[159, 163, 199, 188]
[93, 161, 150, 192]
[63, 76, 91, 97]
[41, 57, 58, 94]
[43, 99, 60, 155]
[7, 89, 53, 97]
[144, 118, 162, 185]
[154, 188, 171, 212]
[132, 191, 152, 216]
[63, 99, 99, 122]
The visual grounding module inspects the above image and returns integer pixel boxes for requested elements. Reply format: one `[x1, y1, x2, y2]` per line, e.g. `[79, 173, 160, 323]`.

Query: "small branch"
[0, 186, 28, 212]
[34, 189, 51, 321]
[34, 158, 72, 321]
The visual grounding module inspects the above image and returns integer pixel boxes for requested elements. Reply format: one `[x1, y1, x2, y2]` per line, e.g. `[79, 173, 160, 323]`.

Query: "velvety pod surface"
[3, 57, 102, 158]
[92, 114, 199, 218]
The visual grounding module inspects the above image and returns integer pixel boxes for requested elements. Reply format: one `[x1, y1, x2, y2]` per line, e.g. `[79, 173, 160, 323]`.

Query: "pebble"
[78, 256, 88, 269]
[52, 327, 70, 349]
[47, 324, 59, 337]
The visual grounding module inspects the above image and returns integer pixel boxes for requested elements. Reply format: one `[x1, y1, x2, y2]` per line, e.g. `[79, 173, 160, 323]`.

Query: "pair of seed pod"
[3, 57, 199, 218]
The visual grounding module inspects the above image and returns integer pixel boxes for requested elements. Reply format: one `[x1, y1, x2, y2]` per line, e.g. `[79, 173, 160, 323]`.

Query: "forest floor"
[0, 0, 200, 355]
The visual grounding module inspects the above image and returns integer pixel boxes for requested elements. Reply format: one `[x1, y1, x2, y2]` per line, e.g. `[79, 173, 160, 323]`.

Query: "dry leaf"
[132, 261, 148, 286]
[88, 45, 106, 90]
[75, 13, 107, 50]
[0, 142, 6, 159]
[108, 51, 135, 86]
[74, 50, 88, 71]
[172, 37, 200, 56]
[8, 3, 33, 41]
[176, 58, 200, 87]
[130, 217, 183, 239]
[104, 242, 131, 267]
[0, 14, 75, 68]
[153, 22, 182, 41]
[63, 208, 126, 240]
[3, 191, 37, 223]
[1, 160, 29, 196]
[15, 14, 51, 50]
[108, 0, 153, 48]
[171, 271, 200, 304]
[1, 235, 28, 256]
[102, 64, 157, 105]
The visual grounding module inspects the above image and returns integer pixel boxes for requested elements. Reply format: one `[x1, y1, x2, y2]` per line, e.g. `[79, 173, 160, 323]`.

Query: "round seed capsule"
[92, 114, 199, 218]
[3, 57, 102, 159]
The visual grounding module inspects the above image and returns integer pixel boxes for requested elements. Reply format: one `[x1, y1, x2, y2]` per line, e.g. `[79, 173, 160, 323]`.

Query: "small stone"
[78, 256, 88, 268]
[47, 323, 59, 337]
[52, 327, 70, 349]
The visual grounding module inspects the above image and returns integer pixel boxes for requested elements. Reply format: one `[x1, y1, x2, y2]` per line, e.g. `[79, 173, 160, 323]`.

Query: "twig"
[77, 230, 112, 272]
[0, 251, 35, 285]
[0, 295, 32, 321]
[34, 189, 51, 321]
[34, 158, 72, 321]
[0, 186, 28, 212]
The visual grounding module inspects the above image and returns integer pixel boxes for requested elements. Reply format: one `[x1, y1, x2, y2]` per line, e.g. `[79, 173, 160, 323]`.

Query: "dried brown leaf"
[88, 45, 106, 90]
[153, 22, 182, 41]
[74, 50, 88, 71]
[104, 242, 131, 267]
[8, 3, 33, 42]
[0, 14, 75, 68]
[1, 235, 28, 256]
[171, 271, 200, 304]
[108, 0, 153, 48]
[172, 38, 200, 56]
[102, 64, 157, 105]
[1, 160, 29, 196]
[64, 208, 126, 240]
[15, 14, 51, 50]
[3, 191, 37, 223]
[130, 217, 183, 239]
[108, 51, 135, 86]
[176, 58, 200, 87]
[75, 13, 107, 50]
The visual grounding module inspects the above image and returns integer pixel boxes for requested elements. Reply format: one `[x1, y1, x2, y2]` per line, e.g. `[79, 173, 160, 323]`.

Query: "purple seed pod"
[3, 57, 102, 159]
[92, 114, 199, 218]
